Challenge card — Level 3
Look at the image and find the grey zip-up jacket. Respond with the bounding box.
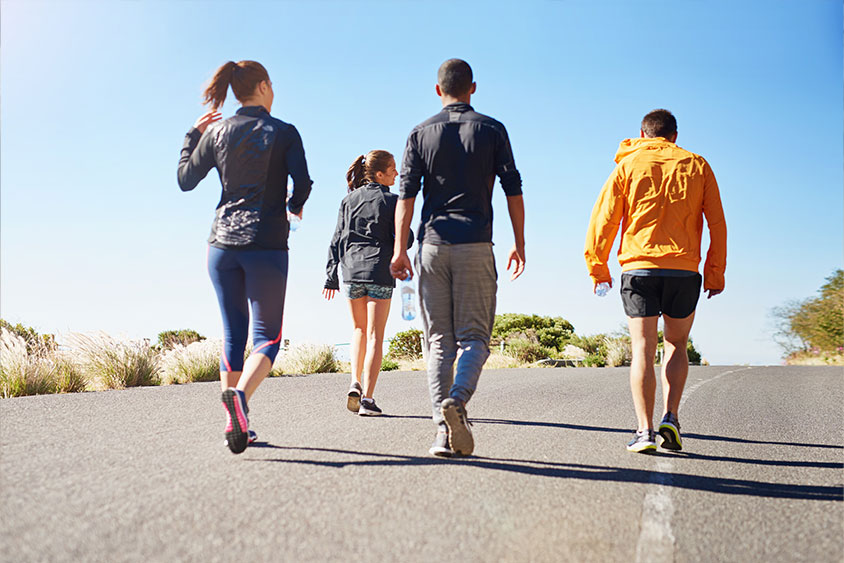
[177,106,312,250]
[324,183,413,289]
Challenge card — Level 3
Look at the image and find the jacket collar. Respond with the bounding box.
[363,182,390,192]
[442,102,473,113]
[237,105,270,117]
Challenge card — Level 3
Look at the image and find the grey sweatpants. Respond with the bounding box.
[416,243,497,427]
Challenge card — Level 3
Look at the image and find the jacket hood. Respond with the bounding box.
[614,137,674,163]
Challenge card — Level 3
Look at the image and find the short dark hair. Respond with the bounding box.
[437,59,473,97]
[641,109,677,138]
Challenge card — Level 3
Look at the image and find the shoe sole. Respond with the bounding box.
[347,391,361,413]
[658,423,683,451]
[442,401,473,456]
[627,442,657,454]
[358,404,382,416]
[429,446,453,457]
[222,389,248,454]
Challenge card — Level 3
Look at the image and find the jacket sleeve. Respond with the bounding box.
[584,165,625,284]
[701,161,727,291]
[399,130,424,200]
[286,126,313,215]
[177,128,216,191]
[324,200,345,290]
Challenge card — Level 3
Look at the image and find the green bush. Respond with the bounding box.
[157,329,205,351]
[387,329,423,359]
[380,357,399,371]
[582,354,607,367]
[492,314,574,352]
[569,333,607,357]
[773,269,843,355]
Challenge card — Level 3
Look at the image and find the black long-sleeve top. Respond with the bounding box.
[399,102,522,245]
[177,105,312,250]
[325,183,413,289]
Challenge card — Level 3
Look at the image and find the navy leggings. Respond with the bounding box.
[207,246,288,372]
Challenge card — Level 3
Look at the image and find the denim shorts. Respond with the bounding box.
[345,282,393,300]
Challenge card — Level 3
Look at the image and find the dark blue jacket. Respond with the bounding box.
[325,183,413,289]
[399,102,522,245]
[177,106,312,250]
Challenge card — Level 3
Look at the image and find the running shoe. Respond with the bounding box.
[658,412,682,451]
[358,398,383,416]
[627,429,657,454]
[248,429,258,444]
[441,397,473,456]
[222,388,249,454]
[429,427,453,457]
[347,381,362,413]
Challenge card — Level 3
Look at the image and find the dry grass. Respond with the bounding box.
[160,339,222,384]
[275,344,338,375]
[0,329,87,397]
[65,332,160,390]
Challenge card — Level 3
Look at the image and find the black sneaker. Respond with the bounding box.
[658,412,682,451]
[358,398,383,416]
[429,427,453,457]
[347,381,362,413]
[222,388,249,454]
[441,398,473,456]
[627,429,657,453]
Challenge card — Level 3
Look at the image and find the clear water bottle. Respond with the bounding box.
[595,278,613,297]
[400,277,416,321]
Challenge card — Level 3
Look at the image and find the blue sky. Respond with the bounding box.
[1,0,841,365]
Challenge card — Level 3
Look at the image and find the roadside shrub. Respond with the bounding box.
[157,329,205,351]
[0,319,56,354]
[66,332,160,390]
[604,336,632,367]
[0,329,86,397]
[583,354,607,367]
[160,339,221,384]
[387,329,423,359]
[380,357,399,371]
[569,333,607,357]
[561,344,588,360]
[492,314,574,352]
[686,338,702,365]
[483,351,524,369]
[504,335,555,363]
[280,344,338,374]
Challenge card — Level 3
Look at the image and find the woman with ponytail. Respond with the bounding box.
[324,151,413,416]
[177,60,313,454]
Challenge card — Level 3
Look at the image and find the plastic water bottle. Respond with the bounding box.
[400,277,416,321]
[287,187,300,231]
[595,279,613,297]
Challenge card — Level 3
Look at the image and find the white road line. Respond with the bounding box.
[635,367,754,562]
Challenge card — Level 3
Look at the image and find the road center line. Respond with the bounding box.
[635,367,754,562]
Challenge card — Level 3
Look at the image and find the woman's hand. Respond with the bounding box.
[322,288,337,301]
[193,110,222,134]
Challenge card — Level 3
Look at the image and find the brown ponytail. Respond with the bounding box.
[345,150,394,192]
[202,60,270,111]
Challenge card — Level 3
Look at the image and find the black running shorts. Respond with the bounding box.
[620,273,702,318]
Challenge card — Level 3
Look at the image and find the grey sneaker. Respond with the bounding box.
[658,412,682,451]
[627,429,657,454]
[429,427,453,457]
[358,398,383,416]
[347,381,362,413]
[441,398,473,456]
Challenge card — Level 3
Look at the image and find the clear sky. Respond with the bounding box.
[1,0,841,365]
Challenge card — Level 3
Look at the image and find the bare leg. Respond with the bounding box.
[348,297,367,387]
[220,371,241,392]
[627,316,660,431]
[236,353,272,402]
[661,311,696,416]
[362,297,391,398]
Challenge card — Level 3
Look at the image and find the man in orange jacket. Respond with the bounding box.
[584,109,727,453]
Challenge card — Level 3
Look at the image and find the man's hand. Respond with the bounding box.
[593,279,613,294]
[193,110,222,134]
[506,244,526,281]
[390,251,413,280]
[705,288,723,299]
[322,288,337,301]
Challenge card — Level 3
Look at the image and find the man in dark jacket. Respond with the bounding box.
[391,59,526,457]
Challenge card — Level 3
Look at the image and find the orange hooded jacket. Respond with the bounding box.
[584,137,727,291]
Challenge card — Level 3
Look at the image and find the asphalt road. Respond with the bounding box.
[1,366,842,562]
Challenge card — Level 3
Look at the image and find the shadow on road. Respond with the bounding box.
[246,444,843,502]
